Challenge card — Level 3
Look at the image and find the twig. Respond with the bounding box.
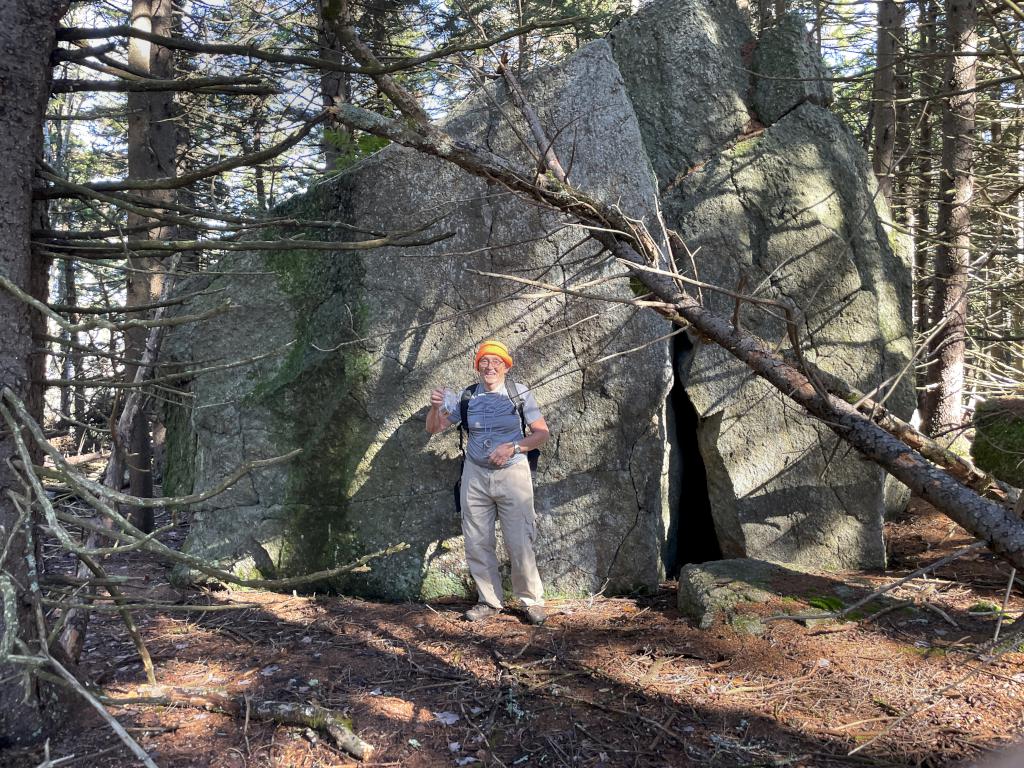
[2,388,408,591]
[994,567,1016,643]
[2,404,157,681]
[103,686,374,760]
[47,656,158,768]
[848,623,1024,756]
[37,444,304,510]
[58,17,584,76]
[0,272,230,334]
[768,542,986,623]
[921,601,960,628]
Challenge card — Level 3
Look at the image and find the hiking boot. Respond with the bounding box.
[463,604,499,622]
[523,605,547,625]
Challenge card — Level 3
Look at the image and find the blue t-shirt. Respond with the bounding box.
[447,382,542,468]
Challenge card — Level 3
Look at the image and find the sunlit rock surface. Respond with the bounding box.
[164,0,912,597]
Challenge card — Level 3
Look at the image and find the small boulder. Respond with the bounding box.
[677,558,834,629]
[972,398,1024,487]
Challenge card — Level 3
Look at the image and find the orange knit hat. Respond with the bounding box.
[474,339,513,370]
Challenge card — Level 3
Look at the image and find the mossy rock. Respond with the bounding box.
[972,398,1024,487]
[729,613,767,636]
[161,389,196,498]
[677,558,826,629]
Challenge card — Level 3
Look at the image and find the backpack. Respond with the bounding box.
[453,374,541,514]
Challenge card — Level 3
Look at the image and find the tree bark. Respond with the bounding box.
[913,0,937,406]
[924,0,977,438]
[121,0,177,531]
[0,0,68,746]
[318,0,352,171]
[871,0,907,204]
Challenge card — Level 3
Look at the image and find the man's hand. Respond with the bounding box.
[426,388,449,434]
[488,442,516,467]
[429,388,444,409]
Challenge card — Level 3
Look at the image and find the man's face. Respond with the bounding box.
[477,355,507,387]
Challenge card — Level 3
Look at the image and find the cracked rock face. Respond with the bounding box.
[164,0,913,595]
[609,0,754,190]
[613,1,913,569]
[163,41,674,599]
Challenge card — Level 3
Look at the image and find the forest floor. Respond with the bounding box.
[5,499,1024,768]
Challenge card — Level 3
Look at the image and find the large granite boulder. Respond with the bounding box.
[615,8,914,569]
[163,41,674,599]
[163,0,914,597]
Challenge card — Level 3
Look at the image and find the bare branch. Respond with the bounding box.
[51,76,278,95]
[82,113,327,193]
[55,17,584,76]
[0,272,229,334]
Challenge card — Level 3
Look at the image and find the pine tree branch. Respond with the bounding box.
[82,113,327,193]
[52,76,277,95]
[55,16,583,76]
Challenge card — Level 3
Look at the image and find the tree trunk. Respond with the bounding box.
[914,0,937,360]
[122,0,177,531]
[1016,91,1024,375]
[0,0,67,746]
[924,0,977,439]
[871,0,907,204]
[318,0,353,171]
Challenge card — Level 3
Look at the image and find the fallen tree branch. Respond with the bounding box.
[101,686,374,760]
[783,353,1018,505]
[1,401,158,674]
[767,541,988,623]
[48,656,159,768]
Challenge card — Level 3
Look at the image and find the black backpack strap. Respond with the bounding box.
[504,374,530,437]
[505,374,540,474]
[458,384,477,454]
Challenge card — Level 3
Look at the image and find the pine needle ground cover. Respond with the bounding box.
[7,499,1022,768]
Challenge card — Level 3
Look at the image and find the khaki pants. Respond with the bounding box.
[460,459,544,609]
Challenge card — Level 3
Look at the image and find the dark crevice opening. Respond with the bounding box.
[666,333,721,578]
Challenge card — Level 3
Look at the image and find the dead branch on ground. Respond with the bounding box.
[102,686,374,760]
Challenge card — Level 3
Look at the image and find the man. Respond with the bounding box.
[426,339,550,624]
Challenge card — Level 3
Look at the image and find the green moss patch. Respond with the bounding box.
[971,398,1024,487]
[161,390,196,498]
[247,188,377,589]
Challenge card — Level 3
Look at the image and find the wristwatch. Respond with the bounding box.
[513,442,522,456]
